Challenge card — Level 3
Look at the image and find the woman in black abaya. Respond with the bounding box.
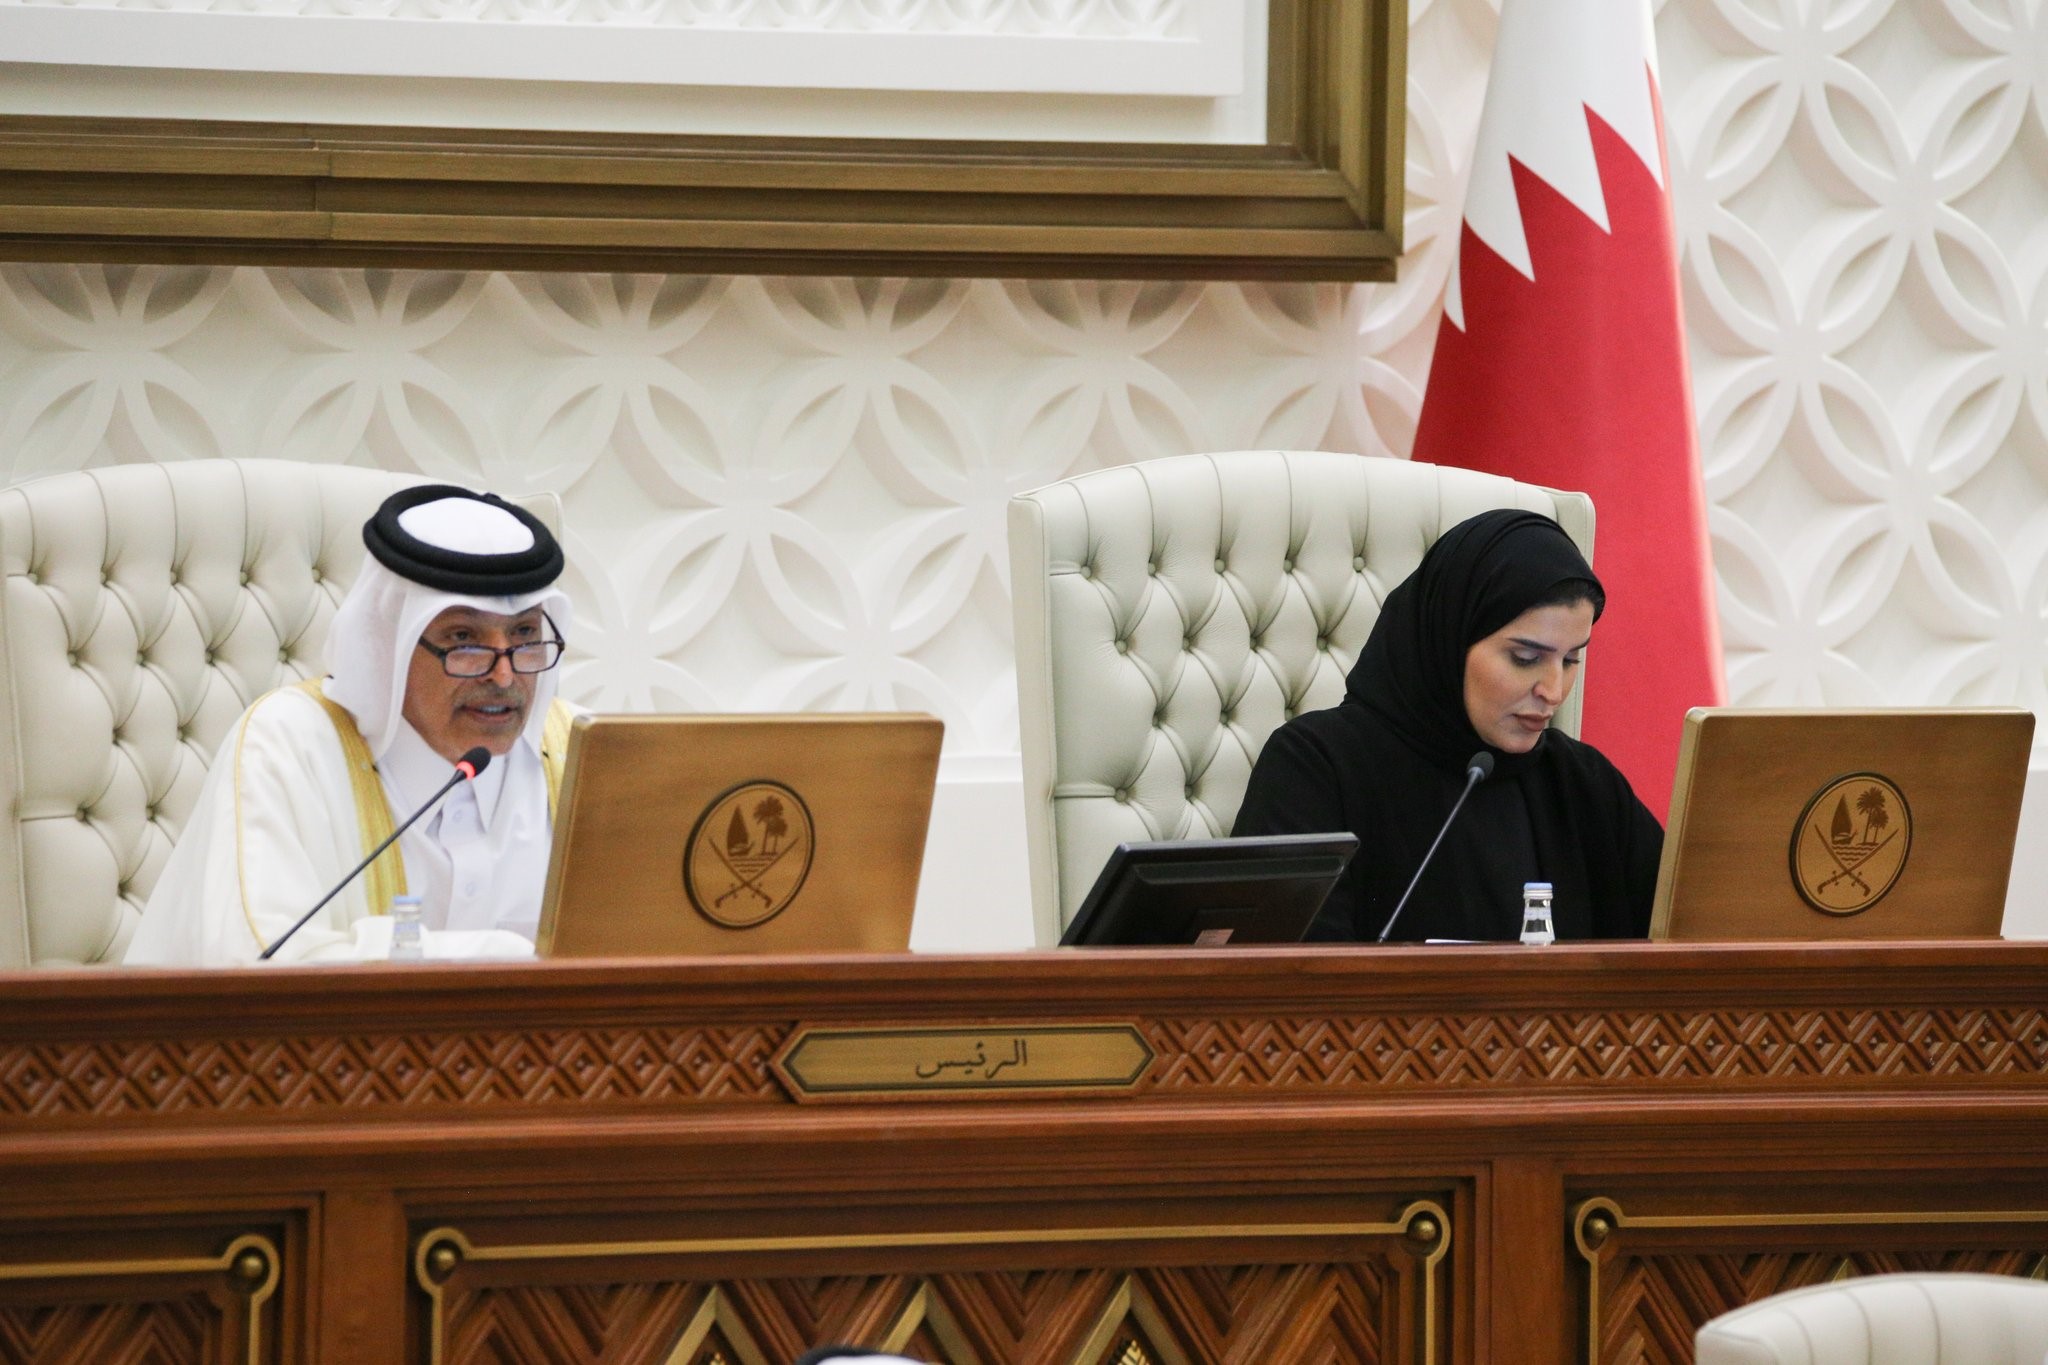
[1232,509,1661,942]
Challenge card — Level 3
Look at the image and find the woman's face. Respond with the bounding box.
[1462,599,1597,754]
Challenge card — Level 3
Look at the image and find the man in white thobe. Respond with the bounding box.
[124,485,574,967]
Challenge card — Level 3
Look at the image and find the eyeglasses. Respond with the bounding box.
[415,632,565,678]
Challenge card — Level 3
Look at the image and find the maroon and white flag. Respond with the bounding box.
[1412,0,1725,817]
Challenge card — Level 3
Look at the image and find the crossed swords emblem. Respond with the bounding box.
[709,836,800,908]
[1809,823,1897,897]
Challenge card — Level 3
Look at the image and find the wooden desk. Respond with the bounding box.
[2,943,2045,1364]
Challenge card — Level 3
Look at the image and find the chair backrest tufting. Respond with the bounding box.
[1695,1272,2048,1365]
[1008,452,1594,946]
[0,461,560,967]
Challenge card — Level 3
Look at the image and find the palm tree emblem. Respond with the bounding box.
[753,796,788,855]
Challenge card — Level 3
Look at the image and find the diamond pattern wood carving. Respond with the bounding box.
[442,1264,1399,1365]
[0,1299,214,1365]
[1141,1007,2048,1090]
[1595,1250,2048,1365]
[0,1026,785,1121]
[3,1006,2047,1123]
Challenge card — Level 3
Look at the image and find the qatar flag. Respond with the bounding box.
[1412,0,1724,818]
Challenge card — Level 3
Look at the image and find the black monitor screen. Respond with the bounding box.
[1057,834,1359,947]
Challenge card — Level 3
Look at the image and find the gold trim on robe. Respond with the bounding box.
[233,682,573,934]
[293,680,408,915]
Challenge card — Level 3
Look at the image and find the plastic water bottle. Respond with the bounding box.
[389,894,425,962]
[1519,882,1555,946]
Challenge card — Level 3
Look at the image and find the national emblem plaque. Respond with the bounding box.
[682,780,815,928]
[1788,772,1911,916]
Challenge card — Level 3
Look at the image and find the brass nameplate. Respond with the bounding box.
[774,1024,1153,1101]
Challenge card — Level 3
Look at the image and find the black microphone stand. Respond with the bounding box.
[259,748,489,961]
[1377,752,1494,944]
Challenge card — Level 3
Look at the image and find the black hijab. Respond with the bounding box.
[1233,509,1659,942]
[1345,509,1604,777]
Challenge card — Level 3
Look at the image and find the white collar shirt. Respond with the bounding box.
[377,721,551,942]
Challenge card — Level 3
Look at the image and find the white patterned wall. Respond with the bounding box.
[1658,0,2048,937]
[2,0,2045,944]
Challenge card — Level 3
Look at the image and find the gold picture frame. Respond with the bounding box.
[0,0,1402,280]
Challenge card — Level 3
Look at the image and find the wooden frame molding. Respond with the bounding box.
[1572,1196,2048,1365]
[413,1202,1450,1365]
[0,1,1403,280]
[0,1232,280,1365]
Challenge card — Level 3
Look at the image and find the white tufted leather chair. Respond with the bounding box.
[1008,452,1594,946]
[0,461,560,968]
[1695,1272,2048,1364]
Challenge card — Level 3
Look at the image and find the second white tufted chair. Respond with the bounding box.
[1695,1272,2048,1365]
[1008,452,1595,946]
[0,461,560,968]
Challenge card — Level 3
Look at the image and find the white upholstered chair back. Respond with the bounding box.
[1008,452,1595,946]
[1695,1272,2048,1365]
[0,461,561,967]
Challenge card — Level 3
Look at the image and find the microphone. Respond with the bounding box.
[1376,751,1494,944]
[259,746,492,961]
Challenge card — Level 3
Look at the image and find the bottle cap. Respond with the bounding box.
[1522,882,1553,894]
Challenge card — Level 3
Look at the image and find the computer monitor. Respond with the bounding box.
[1650,707,2033,940]
[1057,834,1359,947]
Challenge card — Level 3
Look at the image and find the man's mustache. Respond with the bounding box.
[455,685,526,707]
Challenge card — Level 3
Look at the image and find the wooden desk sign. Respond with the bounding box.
[774,1023,1153,1101]
[1651,706,2033,940]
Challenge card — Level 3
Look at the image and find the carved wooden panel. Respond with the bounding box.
[0,949,2046,1365]
[6,1003,2048,1128]
[1573,1198,2048,1365]
[0,1298,214,1364]
[416,1200,1447,1365]
[441,1265,1405,1365]
[1141,1007,2048,1093]
[0,1026,787,1123]
[1594,1250,2048,1365]
[0,1231,280,1365]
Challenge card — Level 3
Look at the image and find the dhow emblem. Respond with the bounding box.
[1789,772,1911,916]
